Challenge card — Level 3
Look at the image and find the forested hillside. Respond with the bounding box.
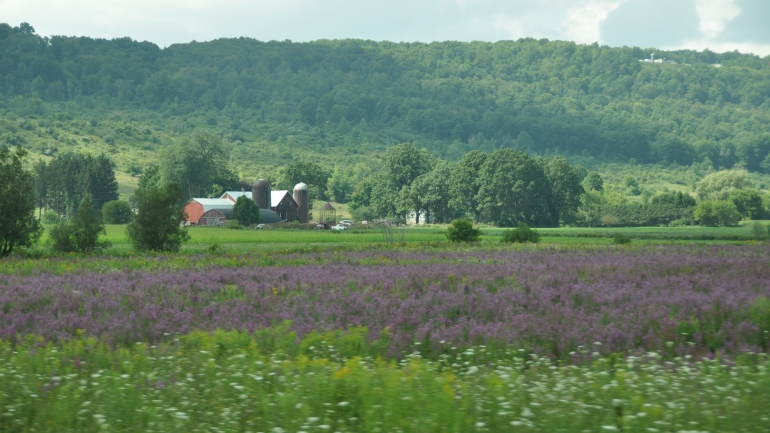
[1,22,770,177]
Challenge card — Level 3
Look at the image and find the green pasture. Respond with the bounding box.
[34,220,769,254]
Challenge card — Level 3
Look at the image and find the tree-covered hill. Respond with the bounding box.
[1,21,770,174]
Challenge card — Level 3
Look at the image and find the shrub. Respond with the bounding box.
[694,200,741,227]
[445,219,481,242]
[751,221,769,241]
[225,220,243,230]
[41,210,61,225]
[50,195,110,253]
[501,223,540,243]
[612,233,632,244]
[101,200,133,224]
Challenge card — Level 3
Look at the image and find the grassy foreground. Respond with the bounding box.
[2,329,769,433]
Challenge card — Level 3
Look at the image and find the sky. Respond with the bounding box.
[1,0,769,56]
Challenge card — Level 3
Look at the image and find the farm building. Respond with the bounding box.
[183,179,310,226]
[183,198,234,226]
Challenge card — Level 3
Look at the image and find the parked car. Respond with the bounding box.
[314,223,330,230]
[331,224,348,231]
[256,224,267,230]
[340,219,352,225]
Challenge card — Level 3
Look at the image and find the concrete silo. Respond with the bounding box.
[293,182,309,223]
[253,179,271,209]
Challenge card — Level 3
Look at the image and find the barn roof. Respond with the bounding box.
[222,191,252,201]
[188,198,235,215]
[271,190,297,207]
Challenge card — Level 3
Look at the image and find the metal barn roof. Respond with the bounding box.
[189,198,235,216]
[222,191,253,201]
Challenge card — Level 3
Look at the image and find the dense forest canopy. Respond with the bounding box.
[1,22,770,174]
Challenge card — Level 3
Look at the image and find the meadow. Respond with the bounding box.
[3,241,770,431]
[28,220,770,255]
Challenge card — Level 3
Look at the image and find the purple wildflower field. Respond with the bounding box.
[2,245,769,359]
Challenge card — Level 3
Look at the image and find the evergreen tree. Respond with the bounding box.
[0,147,42,257]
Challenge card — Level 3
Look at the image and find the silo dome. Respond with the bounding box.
[294,182,308,191]
[253,179,271,209]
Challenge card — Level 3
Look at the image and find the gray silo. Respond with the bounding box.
[253,179,271,209]
[293,182,309,223]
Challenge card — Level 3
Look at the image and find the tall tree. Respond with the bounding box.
[162,129,237,199]
[88,154,119,210]
[383,143,435,191]
[0,147,43,257]
[539,156,585,225]
[476,149,554,227]
[126,183,190,252]
[449,150,487,221]
[411,161,456,223]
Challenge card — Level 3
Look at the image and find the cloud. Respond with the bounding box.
[694,0,741,38]
[562,0,626,44]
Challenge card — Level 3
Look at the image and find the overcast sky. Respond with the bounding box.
[2,0,768,56]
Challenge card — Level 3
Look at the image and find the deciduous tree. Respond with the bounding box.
[127,183,190,252]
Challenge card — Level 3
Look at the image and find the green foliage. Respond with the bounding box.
[539,156,585,224]
[694,201,742,227]
[583,172,604,192]
[33,153,119,216]
[476,149,554,227]
[750,221,769,241]
[101,200,133,224]
[280,161,330,201]
[729,189,765,220]
[449,150,487,221]
[649,191,697,208]
[3,29,770,171]
[41,210,61,225]
[126,183,190,252]
[576,189,696,228]
[445,219,481,243]
[224,220,243,230]
[500,223,541,243]
[384,143,435,192]
[161,129,236,199]
[612,233,632,244]
[49,195,109,253]
[231,195,262,226]
[0,147,42,257]
[138,164,162,190]
[696,170,750,201]
[5,329,770,432]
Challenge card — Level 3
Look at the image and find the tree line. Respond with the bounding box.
[2,22,770,171]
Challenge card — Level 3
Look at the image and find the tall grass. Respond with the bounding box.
[2,330,769,432]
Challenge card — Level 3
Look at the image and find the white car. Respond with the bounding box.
[340,219,352,225]
[331,224,348,231]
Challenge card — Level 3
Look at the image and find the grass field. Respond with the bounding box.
[32,220,768,254]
